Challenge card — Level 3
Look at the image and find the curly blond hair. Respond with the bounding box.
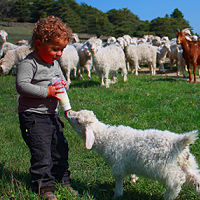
[31,16,72,49]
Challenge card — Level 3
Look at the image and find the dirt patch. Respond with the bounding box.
[137,67,200,83]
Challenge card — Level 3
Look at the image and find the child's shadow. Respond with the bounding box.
[0,163,163,200]
[0,162,31,189]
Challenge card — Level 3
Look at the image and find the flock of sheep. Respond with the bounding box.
[0,28,198,87]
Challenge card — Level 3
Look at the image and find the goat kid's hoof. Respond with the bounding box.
[123,77,127,82]
[195,184,200,193]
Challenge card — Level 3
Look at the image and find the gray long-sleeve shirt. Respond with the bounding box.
[16,52,71,114]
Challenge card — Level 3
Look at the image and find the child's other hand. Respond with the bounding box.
[47,85,64,100]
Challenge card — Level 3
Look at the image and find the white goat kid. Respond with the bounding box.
[67,110,200,200]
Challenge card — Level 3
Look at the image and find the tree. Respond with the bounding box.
[136,20,153,37]
[0,1,194,38]
[77,3,113,36]
[76,3,92,33]
[55,0,82,33]
[29,0,56,22]
[8,0,31,22]
[150,17,172,37]
[0,0,16,19]
[107,8,140,37]
[170,8,184,19]
[150,9,191,39]
[88,11,114,36]
[170,9,191,36]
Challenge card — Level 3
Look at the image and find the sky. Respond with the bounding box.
[75,0,200,34]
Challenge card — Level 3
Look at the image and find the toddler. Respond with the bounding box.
[16,16,77,200]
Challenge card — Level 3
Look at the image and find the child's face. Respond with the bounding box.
[35,37,68,63]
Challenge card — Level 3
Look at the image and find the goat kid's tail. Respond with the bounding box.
[176,130,198,151]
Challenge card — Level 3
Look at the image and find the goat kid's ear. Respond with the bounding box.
[85,127,95,149]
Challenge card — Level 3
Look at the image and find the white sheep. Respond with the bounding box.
[143,34,156,43]
[176,49,187,77]
[103,36,117,48]
[137,37,147,45]
[130,37,138,45]
[1,42,18,55]
[122,34,132,45]
[121,35,137,71]
[16,39,29,46]
[116,36,139,72]
[105,36,117,46]
[0,30,25,58]
[116,37,127,49]
[190,35,199,41]
[0,30,8,58]
[73,42,93,81]
[156,42,171,73]
[162,36,170,42]
[71,33,80,43]
[151,36,161,46]
[87,37,127,88]
[167,41,188,76]
[125,44,157,75]
[0,45,32,75]
[67,109,200,200]
[168,43,179,68]
[0,30,8,43]
[58,45,79,84]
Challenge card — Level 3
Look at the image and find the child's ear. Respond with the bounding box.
[35,39,42,50]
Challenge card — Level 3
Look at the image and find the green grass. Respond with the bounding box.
[0,21,33,43]
[0,73,200,200]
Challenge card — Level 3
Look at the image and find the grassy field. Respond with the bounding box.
[0,21,33,44]
[0,72,200,200]
[1,22,200,199]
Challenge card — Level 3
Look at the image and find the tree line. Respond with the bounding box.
[0,0,193,39]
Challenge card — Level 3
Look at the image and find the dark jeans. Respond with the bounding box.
[19,112,71,193]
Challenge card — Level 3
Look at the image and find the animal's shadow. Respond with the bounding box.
[71,178,164,200]
[138,70,190,83]
[151,76,187,82]
[70,80,100,88]
[136,67,192,82]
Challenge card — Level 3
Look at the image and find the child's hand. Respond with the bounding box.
[64,109,71,119]
[47,84,64,100]
[61,79,69,90]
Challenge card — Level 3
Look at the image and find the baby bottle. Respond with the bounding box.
[52,77,71,111]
